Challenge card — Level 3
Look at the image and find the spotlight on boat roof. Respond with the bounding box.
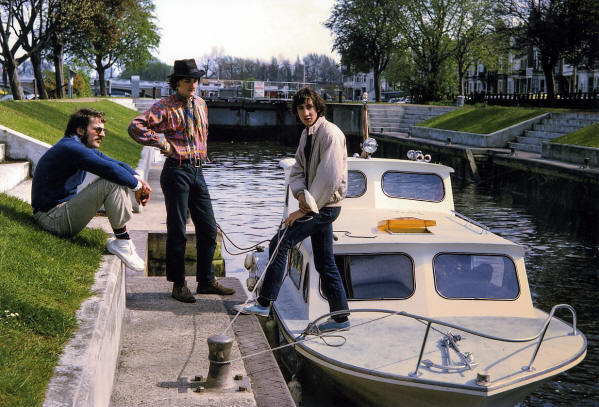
[361,137,378,157]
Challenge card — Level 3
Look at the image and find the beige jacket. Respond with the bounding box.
[289,116,347,209]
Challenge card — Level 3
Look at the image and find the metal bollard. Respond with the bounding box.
[205,334,235,389]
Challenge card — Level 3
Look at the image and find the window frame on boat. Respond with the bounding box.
[381,170,446,203]
[432,252,521,301]
[320,252,416,301]
[346,170,367,198]
[287,247,304,289]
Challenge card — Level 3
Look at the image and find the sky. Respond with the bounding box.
[152,0,339,66]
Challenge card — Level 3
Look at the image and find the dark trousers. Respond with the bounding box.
[260,206,349,318]
[160,159,217,286]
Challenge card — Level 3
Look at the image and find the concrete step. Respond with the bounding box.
[533,123,581,133]
[509,141,541,153]
[0,143,5,162]
[0,161,29,193]
[5,178,31,203]
[133,98,157,112]
[550,112,599,121]
[370,126,410,133]
[524,130,565,139]
[516,136,543,145]
[543,118,598,127]
[369,118,422,126]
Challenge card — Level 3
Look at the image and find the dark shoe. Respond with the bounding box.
[172,284,196,303]
[197,280,235,295]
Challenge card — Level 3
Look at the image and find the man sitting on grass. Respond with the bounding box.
[31,108,150,271]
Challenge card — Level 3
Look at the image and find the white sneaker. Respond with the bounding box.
[107,238,145,272]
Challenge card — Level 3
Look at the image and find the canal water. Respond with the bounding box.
[202,141,598,407]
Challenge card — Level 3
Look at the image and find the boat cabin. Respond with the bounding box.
[275,157,535,324]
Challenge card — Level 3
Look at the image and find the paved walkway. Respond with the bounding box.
[109,156,295,406]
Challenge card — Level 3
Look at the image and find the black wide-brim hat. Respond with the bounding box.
[170,59,205,79]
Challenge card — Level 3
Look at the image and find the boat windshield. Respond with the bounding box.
[434,254,520,300]
[382,171,445,202]
[332,254,415,300]
[347,170,366,198]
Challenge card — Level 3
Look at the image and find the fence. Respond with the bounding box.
[465,91,599,109]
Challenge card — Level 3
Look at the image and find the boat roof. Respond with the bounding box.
[333,208,520,251]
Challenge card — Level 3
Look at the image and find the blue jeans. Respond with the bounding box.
[160,159,217,286]
[260,206,349,318]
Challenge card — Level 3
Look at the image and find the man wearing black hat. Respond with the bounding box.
[129,59,235,302]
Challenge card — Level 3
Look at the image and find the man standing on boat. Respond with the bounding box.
[128,59,235,303]
[236,87,350,332]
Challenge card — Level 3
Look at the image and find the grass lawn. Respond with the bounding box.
[417,106,548,134]
[0,194,106,407]
[552,122,599,148]
[0,99,141,167]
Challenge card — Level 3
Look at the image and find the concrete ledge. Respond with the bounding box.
[44,255,125,407]
[542,141,599,168]
[0,125,51,174]
[411,113,549,148]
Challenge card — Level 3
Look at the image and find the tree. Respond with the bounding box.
[69,0,159,96]
[325,0,403,101]
[453,0,495,96]
[0,0,37,100]
[396,0,462,102]
[494,0,599,100]
[119,56,170,81]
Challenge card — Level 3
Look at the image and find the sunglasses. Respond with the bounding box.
[92,126,106,134]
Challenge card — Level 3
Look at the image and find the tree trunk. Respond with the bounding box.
[541,63,556,101]
[4,55,24,100]
[96,55,106,96]
[52,33,65,99]
[30,51,48,99]
[373,69,381,102]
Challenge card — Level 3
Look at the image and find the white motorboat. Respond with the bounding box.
[243,141,587,407]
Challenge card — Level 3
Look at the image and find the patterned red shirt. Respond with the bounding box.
[128,94,209,162]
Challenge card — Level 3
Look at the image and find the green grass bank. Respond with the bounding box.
[0,194,106,407]
[552,122,599,148]
[0,98,139,406]
[0,99,141,167]
[417,106,548,134]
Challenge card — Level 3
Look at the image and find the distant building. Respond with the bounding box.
[465,48,599,95]
[343,71,394,101]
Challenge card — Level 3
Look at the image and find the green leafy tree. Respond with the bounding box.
[43,68,92,98]
[69,0,160,96]
[119,56,170,81]
[396,0,462,102]
[453,0,495,96]
[325,0,403,101]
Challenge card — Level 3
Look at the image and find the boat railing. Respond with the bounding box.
[308,304,579,377]
[451,210,490,233]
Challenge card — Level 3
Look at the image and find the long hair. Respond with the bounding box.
[292,87,326,121]
[65,108,105,137]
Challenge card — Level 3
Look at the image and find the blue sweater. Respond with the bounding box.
[32,135,138,213]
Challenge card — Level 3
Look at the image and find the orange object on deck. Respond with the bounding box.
[377,217,437,233]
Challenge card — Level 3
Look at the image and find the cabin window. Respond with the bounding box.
[347,170,366,198]
[287,248,303,289]
[330,254,415,300]
[434,254,520,300]
[382,171,445,202]
[302,264,310,303]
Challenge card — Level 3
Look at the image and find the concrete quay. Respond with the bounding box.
[43,155,295,407]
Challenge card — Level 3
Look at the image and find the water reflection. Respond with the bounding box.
[203,141,597,407]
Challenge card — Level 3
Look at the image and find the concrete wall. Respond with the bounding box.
[44,256,125,407]
[542,142,599,167]
[0,125,52,174]
[327,103,363,137]
[411,113,549,148]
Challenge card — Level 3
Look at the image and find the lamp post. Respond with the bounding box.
[67,68,76,98]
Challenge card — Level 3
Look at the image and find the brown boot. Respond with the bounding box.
[197,280,235,295]
[172,284,196,303]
